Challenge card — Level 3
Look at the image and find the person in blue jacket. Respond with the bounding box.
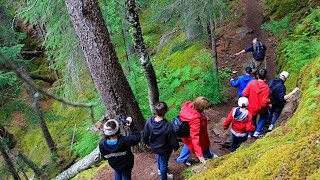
[230,67,254,97]
[143,102,179,180]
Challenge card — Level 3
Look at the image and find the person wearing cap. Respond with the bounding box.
[98,117,140,180]
[242,68,270,138]
[143,102,179,180]
[235,38,267,72]
[230,67,255,97]
[223,97,255,151]
[268,71,299,131]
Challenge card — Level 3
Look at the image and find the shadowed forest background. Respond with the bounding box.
[0,0,319,179]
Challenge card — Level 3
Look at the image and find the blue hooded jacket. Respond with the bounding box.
[230,74,254,97]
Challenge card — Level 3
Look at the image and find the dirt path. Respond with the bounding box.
[95,0,277,179]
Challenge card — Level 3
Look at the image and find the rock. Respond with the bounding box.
[191,164,207,174]
[236,27,254,36]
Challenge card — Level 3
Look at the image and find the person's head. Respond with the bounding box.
[238,97,249,108]
[252,38,259,45]
[103,119,120,139]
[154,101,168,117]
[193,96,211,112]
[245,66,252,74]
[280,71,289,81]
[256,68,267,80]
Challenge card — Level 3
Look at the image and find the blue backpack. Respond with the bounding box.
[172,116,190,138]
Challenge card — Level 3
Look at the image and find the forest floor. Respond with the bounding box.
[95,0,277,179]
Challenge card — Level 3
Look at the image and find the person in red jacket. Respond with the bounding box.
[176,96,217,165]
[223,97,255,151]
[242,68,270,138]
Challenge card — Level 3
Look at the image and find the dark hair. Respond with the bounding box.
[154,101,168,117]
[257,68,267,80]
[104,120,120,139]
[245,67,252,74]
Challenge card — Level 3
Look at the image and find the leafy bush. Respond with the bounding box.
[262,16,291,36]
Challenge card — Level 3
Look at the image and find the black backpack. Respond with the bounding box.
[172,116,190,138]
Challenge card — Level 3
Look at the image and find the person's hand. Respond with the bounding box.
[293,87,299,93]
[234,52,241,56]
[230,78,234,81]
[126,117,132,126]
[268,104,272,109]
[94,154,102,164]
[198,156,206,164]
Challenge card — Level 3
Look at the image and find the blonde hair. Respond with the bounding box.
[193,96,211,112]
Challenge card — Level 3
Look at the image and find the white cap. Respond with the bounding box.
[280,71,289,79]
[103,119,119,136]
[238,97,249,108]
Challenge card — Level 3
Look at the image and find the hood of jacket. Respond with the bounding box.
[242,74,253,82]
[147,116,169,136]
[179,101,202,122]
[251,80,269,94]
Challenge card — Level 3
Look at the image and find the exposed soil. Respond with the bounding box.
[95,0,277,179]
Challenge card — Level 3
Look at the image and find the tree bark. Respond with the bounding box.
[182,0,202,40]
[0,122,16,149]
[64,0,145,129]
[209,18,218,76]
[30,74,56,84]
[0,141,21,180]
[125,0,159,114]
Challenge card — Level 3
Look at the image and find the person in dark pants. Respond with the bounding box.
[268,71,299,131]
[235,38,267,72]
[143,102,179,180]
[230,67,254,97]
[223,97,255,151]
[99,118,140,180]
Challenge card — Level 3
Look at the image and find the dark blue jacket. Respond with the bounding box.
[269,78,286,112]
[230,74,254,97]
[143,116,179,156]
[99,123,140,171]
[245,42,267,61]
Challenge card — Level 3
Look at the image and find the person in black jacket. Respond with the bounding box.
[143,102,179,180]
[99,117,140,180]
[268,71,299,131]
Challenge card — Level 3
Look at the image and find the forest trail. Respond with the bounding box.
[95,0,277,179]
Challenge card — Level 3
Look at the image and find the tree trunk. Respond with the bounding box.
[0,122,16,149]
[0,141,21,180]
[209,18,218,76]
[53,147,100,180]
[64,0,145,129]
[182,0,202,40]
[125,0,159,114]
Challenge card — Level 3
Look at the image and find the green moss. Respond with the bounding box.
[73,161,109,180]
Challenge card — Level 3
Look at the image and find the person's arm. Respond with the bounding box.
[124,118,141,146]
[230,77,240,87]
[277,86,286,102]
[235,49,246,56]
[261,87,271,108]
[245,113,255,132]
[189,118,203,158]
[98,140,107,160]
[223,109,234,130]
[284,87,299,100]
[142,121,150,145]
[242,82,251,97]
[169,125,180,151]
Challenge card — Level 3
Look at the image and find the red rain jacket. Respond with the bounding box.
[179,101,211,158]
[242,80,270,115]
[223,108,255,134]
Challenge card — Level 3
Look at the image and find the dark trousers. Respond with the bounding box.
[114,168,132,180]
[230,134,248,152]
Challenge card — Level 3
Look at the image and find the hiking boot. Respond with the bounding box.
[185,161,192,166]
[253,131,261,138]
[157,170,174,179]
[268,124,274,131]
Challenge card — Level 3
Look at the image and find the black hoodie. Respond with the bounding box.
[143,116,179,156]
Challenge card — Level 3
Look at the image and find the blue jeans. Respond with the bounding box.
[268,109,281,125]
[249,115,257,136]
[157,155,170,180]
[230,134,247,152]
[255,112,269,134]
[176,144,213,163]
[114,169,132,180]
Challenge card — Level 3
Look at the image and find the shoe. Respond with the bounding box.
[157,169,160,175]
[213,153,219,158]
[185,161,191,166]
[253,131,260,138]
[268,124,274,131]
[248,134,252,138]
[157,170,173,179]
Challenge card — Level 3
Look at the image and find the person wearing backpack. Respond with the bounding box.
[98,117,140,180]
[230,67,254,97]
[235,38,267,72]
[176,96,217,165]
[143,102,179,180]
[268,71,299,131]
[242,68,270,138]
[223,97,255,151]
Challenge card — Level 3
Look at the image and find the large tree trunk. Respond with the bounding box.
[65,0,144,129]
[0,141,21,180]
[182,0,202,40]
[209,18,218,76]
[125,0,159,114]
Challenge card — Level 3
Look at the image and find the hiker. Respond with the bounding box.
[223,97,255,151]
[143,102,179,180]
[230,67,254,97]
[235,38,267,71]
[176,96,217,165]
[242,68,270,138]
[98,117,140,180]
[268,71,299,131]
